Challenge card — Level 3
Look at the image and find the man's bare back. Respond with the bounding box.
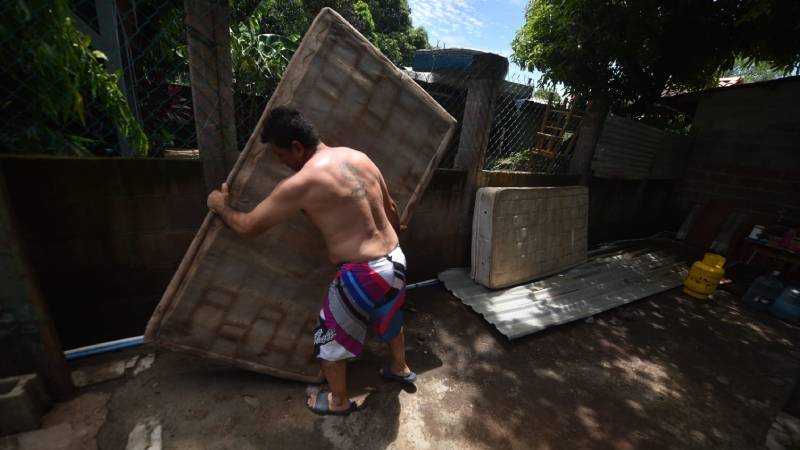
[283,145,399,263]
[208,144,399,264]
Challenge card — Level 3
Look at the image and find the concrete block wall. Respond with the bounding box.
[0,156,595,345]
[678,166,800,221]
[0,157,206,348]
[0,158,477,345]
[483,171,681,245]
[588,178,682,244]
[674,78,800,223]
[402,169,469,280]
[471,186,588,289]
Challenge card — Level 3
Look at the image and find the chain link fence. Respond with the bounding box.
[96,0,196,156]
[2,0,154,156]
[2,1,581,173]
[485,76,584,174]
[2,0,290,157]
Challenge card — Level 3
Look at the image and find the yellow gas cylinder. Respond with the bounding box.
[683,253,726,300]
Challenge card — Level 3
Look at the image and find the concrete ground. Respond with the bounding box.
[16,284,800,449]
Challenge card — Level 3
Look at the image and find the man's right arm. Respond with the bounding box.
[208,177,307,237]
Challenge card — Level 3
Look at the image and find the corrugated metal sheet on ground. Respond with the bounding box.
[592,114,690,180]
[145,8,456,383]
[439,250,688,339]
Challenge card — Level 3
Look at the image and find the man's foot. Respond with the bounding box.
[306,387,357,416]
[380,364,417,384]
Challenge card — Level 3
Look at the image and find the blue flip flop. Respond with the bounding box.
[380,365,417,384]
[306,387,358,416]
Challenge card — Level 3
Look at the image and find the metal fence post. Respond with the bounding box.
[185,0,238,192]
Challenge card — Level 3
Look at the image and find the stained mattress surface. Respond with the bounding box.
[471,186,588,289]
[145,8,456,382]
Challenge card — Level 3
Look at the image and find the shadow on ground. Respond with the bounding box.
[58,280,800,450]
[415,284,800,450]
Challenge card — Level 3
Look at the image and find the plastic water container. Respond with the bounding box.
[742,271,784,311]
[770,286,800,322]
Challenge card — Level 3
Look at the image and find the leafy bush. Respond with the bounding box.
[0,0,148,155]
[230,2,300,96]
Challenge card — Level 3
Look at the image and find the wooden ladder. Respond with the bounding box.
[531,98,584,159]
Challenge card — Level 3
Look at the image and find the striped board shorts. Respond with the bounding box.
[314,246,407,362]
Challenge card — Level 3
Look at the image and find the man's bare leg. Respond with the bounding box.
[387,328,412,376]
[307,360,352,411]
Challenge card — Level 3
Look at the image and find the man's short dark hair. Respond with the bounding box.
[260,106,320,150]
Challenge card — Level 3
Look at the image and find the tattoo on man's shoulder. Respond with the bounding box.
[340,162,368,198]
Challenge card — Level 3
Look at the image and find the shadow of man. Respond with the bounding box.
[305,339,443,449]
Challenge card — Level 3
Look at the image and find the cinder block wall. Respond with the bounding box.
[0,157,206,348]
[674,79,800,223]
[0,158,476,346]
[484,171,686,245]
[1,156,602,346]
[587,178,683,244]
[403,169,469,280]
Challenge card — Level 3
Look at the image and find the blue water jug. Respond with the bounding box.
[742,271,784,311]
[770,286,800,322]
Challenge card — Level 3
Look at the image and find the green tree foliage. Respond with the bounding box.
[163,0,426,96]
[300,0,429,66]
[253,0,310,39]
[364,0,429,66]
[366,0,411,32]
[372,26,428,66]
[135,0,301,97]
[511,0,800,114]
[135,5,189,86]
[727,57,786,83]
[230,1,300,96]
[533,87,561,104]
[0,0,148,156]
[357,0,430,65]
[130,4,192,153]
[108,0,301,153]
[1,0,425,156]
[352,1,376,34]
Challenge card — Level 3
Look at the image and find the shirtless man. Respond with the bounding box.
[207,106,416,416]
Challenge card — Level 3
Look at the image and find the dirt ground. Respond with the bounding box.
[53,282,800,449]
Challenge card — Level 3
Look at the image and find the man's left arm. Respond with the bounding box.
[373,172,402,232]
[207,178,306,238]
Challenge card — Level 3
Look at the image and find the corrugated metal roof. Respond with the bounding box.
[439,250,687,339]
[591,115,690,180]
